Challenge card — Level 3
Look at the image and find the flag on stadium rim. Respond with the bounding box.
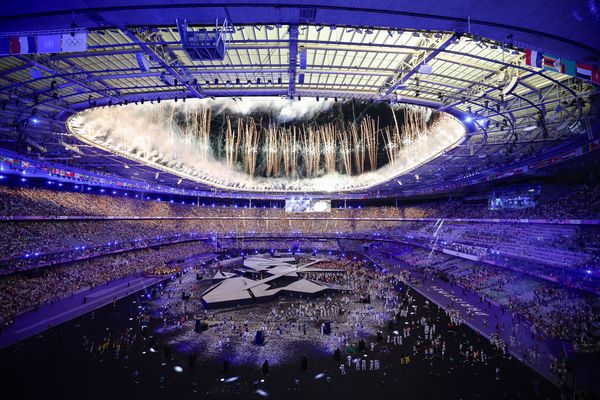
[9,37,20,53]
[4,36,37,54]
[37,34,62,54]
[525,49,543,68]
[560,59,577,77]
[0,39,8,55]
[593,68,600,86]
[543,54,561,72]
[60,32,87,53]
[576,62,593,80]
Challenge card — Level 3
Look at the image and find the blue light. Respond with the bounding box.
[464,116,473,123]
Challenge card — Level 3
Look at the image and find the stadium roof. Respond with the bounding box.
[2,0,600,62]
[0,1,598,198]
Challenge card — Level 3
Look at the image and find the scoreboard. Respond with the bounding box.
[285,198,331,213]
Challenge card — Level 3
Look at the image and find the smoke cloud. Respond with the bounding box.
[203,97,335,123]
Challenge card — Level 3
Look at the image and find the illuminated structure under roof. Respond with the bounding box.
[0,1,597,199]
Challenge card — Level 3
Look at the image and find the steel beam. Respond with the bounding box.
[120,27,204,99]
[288,25,299,99]
[382,33,456,97]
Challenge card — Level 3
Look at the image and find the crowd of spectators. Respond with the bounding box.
[1,183,599,219]
[218,239,340,253]
[0,182,598,347]
[0,241,215,325]
[378,244,599,347]
[1,185,598,274]
[399,220,593,268]
[382,220,600,294]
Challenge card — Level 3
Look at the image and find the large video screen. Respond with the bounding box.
[285,199,331,213]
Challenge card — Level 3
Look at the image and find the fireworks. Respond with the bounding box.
[70,97,465,192]
[160,100,442,179]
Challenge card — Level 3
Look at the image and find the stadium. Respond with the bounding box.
[0,1,599,398]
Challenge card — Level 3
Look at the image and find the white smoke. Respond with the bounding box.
[68,98,465,193]
[176,97,334,123]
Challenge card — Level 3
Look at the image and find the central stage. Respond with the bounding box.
[201,255,345,308]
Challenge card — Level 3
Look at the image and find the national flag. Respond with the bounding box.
[37,34,62,53]
[560,59,576,76]
[576,62,593,80]
[525,49,543,68]
[0,38,9,55]
[592,68,600,86]
[9,36,20,54]
[61,32,87,52]
[18,36,36,54]
[543,54,561,72]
